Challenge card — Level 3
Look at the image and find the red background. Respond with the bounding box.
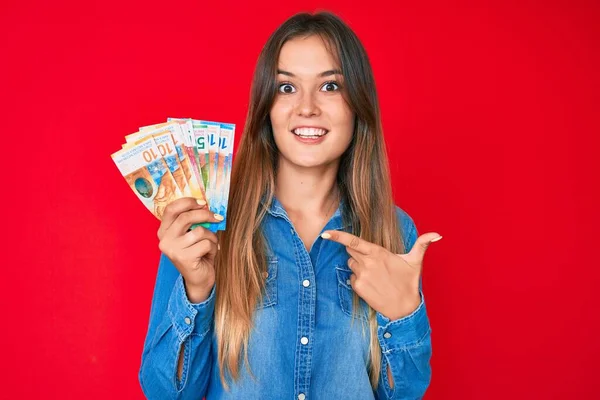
[1,0,599,398]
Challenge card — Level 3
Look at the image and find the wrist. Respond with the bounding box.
[384,292,421,320]
[183,279,214,303]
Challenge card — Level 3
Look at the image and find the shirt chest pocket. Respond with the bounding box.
[257,256,278,309]
[335,266,369,321]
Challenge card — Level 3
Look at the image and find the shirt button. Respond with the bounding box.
[263,271,269,279]
[300,337,309,345]
[383,332,392,339]
[298,394,306,400]
[346,279,351,286]
[302,279,310,287]
[184,317,191,325]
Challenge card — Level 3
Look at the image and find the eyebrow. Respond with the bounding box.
[277,69,342,78]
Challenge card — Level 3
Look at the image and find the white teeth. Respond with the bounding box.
[292,127,327,137]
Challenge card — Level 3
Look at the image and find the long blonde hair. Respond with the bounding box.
[214,11,406,391]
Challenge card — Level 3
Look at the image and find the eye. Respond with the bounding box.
[278,83,296,94]
[320,81,340,92]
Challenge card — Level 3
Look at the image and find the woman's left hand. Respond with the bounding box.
[321,230,442,320]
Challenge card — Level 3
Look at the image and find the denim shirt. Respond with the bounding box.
[139,197,432,399]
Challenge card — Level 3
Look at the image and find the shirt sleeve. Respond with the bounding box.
[139,253,216,400]
[375,211,433,399]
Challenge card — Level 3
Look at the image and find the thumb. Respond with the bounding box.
[409,232,443,261]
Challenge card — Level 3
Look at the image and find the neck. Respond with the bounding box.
[274,157,340,217]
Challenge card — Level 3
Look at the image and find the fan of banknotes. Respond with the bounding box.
[111,118,235,232]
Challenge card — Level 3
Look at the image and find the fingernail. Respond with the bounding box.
[321,232,331,239]
[214,214,224,221]
[430,236,443,243]
[218,244,221,251]
[197,199,206,206]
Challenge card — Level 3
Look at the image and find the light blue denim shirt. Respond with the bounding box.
[139,197,432,399]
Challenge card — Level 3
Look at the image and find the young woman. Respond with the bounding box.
[139,11,441,400]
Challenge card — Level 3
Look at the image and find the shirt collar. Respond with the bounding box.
[261,193,351,231]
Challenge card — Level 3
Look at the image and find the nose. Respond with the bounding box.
[295,90,321,117]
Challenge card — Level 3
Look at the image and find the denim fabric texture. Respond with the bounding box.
[139,196,432,399]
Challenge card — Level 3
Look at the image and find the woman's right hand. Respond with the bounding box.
[157,198,223,303]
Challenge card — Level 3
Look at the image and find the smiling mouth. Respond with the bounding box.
[291,127,329,139]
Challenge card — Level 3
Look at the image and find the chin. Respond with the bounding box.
[289,158,323,169]
[284,154,335,169]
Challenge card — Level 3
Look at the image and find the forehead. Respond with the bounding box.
[278,35,339,75]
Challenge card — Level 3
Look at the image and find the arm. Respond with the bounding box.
[375,214,433,399]
[139,253,216,400]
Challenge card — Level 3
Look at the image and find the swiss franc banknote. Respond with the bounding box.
[111,136,183,220]
[215,123,235,230]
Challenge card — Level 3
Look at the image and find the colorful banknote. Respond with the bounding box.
[112,117,236,232]
[166,118,205,200]
[111,136,183,220]
[216,123,236,230]
[202,120,221,212]
[191,120,210,193]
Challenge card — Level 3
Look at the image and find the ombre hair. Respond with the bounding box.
[214,11,406,391]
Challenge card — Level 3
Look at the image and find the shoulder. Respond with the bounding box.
[394,205,419,253]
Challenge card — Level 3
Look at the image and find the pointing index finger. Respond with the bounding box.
[321,230,373,256]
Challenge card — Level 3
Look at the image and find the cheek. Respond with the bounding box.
[329,101,355,139]
[269,98,294,133]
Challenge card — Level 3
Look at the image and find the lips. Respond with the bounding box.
[291,127,329,138]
